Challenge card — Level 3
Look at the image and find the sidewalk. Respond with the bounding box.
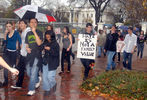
[0,43,146,100]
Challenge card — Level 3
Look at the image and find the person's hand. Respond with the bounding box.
[104,49,106,53]
[5,30,9,35]
[10,68,19,75]
[32,27,36,34]
[131,50,134,54]
[44,46,50,51]
[26,48,31,53]
[67,48,70,51]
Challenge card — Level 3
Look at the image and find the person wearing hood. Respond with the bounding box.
[41,30,60,96]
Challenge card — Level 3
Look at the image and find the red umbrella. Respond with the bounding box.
[14,5,56,23]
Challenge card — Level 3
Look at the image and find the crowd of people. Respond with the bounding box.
[96,25,147,72]
[0,19,147,97]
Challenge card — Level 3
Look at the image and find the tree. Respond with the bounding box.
[89,0,111,24]
[3,0,32,18]
[106,1,125,24]
[68,0,111,25]
[54,5,69,22]
[118,0,147,25]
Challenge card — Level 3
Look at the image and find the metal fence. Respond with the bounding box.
[0,18,85,53]
[0,18,85,35]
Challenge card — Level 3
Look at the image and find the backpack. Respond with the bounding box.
[71,34,75,44]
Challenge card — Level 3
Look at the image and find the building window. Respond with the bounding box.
[91,14,93,17]
[87,14,89,18]
[83,14,84,17]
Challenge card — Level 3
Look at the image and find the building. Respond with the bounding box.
[69,7,114,26]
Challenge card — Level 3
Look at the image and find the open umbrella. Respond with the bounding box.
[119,26,128,30]
[14,5,56,23]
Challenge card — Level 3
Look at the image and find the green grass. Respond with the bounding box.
[80,70,147,99]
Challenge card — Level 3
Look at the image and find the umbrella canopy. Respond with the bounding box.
[119,26,128,30]
[14,5,56,23]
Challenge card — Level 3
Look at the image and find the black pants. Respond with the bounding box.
[70,47,75,60]
[15,55,26,87]
[137,43,144,58]
[3,50,17,84]
[80,59,94,78]
[61,48,71,72]
[118,52,121,61]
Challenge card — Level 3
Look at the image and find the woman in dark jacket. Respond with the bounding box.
[41,30,60,95]
[137,30,145,59]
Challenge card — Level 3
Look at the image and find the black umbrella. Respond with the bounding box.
[14,5,56,23]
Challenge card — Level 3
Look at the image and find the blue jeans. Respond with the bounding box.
[123,51,132,70]
[97,46,104,57]
[42,64,56,91]
[26,58,39,91]
[106,51,116,70]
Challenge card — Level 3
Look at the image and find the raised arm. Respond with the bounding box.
[0,56,19,75]
[32,27,42,46]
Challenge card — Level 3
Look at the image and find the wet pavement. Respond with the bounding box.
[0,43,147,100]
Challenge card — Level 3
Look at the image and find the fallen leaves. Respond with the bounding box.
[80,70,147,99]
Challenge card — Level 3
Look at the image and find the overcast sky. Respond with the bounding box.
[32,0,68,8]
[0,0,68,8]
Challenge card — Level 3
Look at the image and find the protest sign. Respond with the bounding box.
[77,34,97,59]
[54,28,61,34]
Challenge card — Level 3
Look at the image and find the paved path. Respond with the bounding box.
[0,42,146,100]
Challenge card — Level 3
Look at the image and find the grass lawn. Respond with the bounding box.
[80,70,147,100]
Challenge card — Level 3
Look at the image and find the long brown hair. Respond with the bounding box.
[47,25,54,31]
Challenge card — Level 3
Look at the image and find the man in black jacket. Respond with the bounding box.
[80,23,95,81]
[104,25,118,71]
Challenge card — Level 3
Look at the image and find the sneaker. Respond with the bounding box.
[11,85,22,89]
[122,67,127,70]
[67,70,70,73]
[97,56,101,58]
[27,90,35,96]
[35,76,41,88]
[58,71,64,75]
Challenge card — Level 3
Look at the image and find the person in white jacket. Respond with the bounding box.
[11,20,30,89]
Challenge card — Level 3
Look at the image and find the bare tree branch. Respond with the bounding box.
[101,0,110,12]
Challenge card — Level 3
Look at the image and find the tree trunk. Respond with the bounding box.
[95,10,100,25]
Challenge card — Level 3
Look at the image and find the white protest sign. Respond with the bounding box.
[77,34,97,59]
[54,28,61,34]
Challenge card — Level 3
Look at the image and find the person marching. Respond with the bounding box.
[3,21,22,86]
[11,20,30,89]
[41,30,60,96]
